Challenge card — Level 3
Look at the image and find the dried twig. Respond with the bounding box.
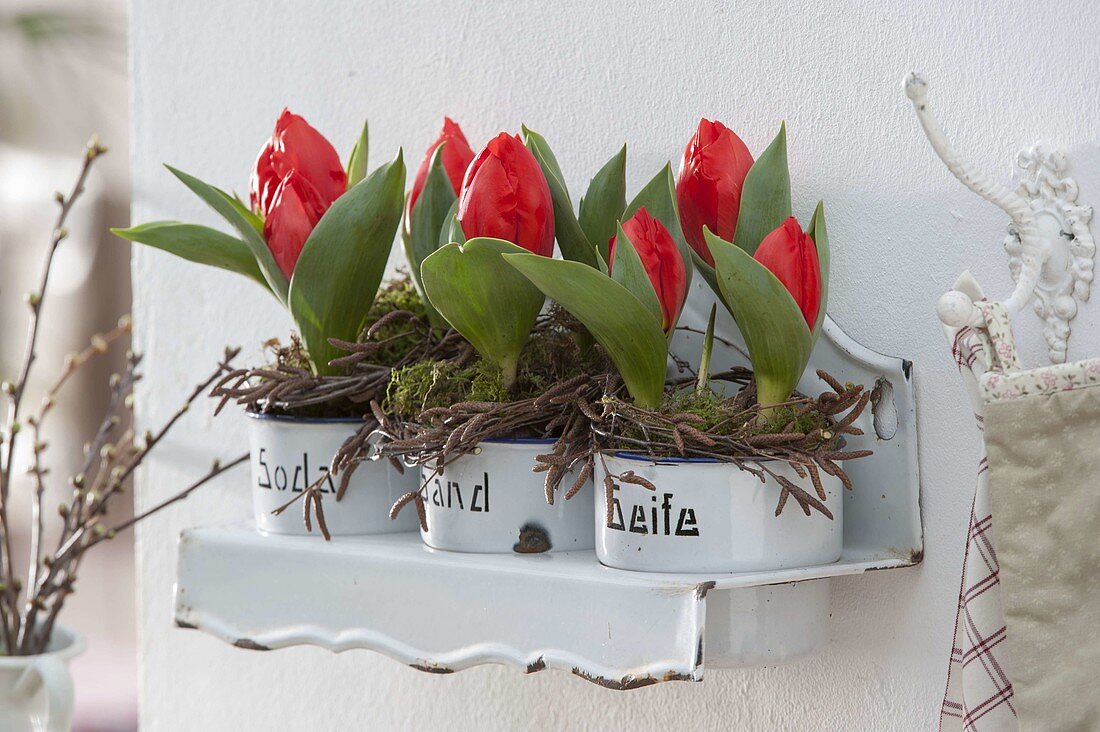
[24,317,132,621]
[0,143,248,655]
[0,139,105,650]
[17,348,243,653]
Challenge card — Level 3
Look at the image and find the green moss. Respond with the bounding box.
[370,276,427,319]
[467,362,511,403]
[748,404,829,435]
[360,277,429,367]
[385,360,474,418]
[614,385,830,443]
[384,310,608,419]
[662,387,728,431]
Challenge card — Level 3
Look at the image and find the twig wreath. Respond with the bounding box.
[594,369,870,520]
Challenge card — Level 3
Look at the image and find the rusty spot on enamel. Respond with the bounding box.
[694,580,717,600]
[410,662,454,674]
[513,523,551,554]
[570,667,697,690]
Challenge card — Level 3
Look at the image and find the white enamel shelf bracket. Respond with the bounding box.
[906,72,1095,360]
[174,309,922,689]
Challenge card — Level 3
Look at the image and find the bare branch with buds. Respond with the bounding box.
[0,142,246,655]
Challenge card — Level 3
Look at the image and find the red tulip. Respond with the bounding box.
[675,118,754,267]
[407,117,475,220]
[457,132,554,257]
[250,109,346,217]
[754,217,821,330]
[608,207,687,332]
[263,171,329,279]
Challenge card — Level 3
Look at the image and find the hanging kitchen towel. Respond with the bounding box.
[939,275,1018,732]
[980,301,1100,732]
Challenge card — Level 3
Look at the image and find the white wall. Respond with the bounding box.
[130,1,1100,729]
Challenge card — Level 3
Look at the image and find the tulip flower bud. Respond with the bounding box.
[250,109,347,217]
[753,217,822,330]
[675,118,754,266]
[458,132,555,257]
[408,117,475,219]
[608,207,687,332]
[263,171,329,278]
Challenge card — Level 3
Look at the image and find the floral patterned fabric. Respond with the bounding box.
[982,358,1100,404]
[978,300,1100,402]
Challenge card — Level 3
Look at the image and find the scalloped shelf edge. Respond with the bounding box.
[174,525,918,689]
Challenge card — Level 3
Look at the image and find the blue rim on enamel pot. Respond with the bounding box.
[419,438,594,554]
[594,451,843,573]
[247,412,419,536]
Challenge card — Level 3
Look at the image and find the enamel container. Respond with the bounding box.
[420,439,594,553]
[248,413,419,536]
[594,452,843,573]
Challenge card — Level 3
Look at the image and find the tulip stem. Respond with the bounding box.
[500,359,518,391]
[755,379,792,420]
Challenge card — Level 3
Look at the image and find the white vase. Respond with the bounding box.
[0,624,83,732]
[594,453,843,573]
[420,439,594,553]
[248,413,420,536]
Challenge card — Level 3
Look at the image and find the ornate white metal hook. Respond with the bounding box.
[906,72,1095,363]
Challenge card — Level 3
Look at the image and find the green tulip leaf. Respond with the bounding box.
[610,222,662,328]
[732,123,791,255]
[230,192,264,235]
[404,146,456,328]
[697,303,717,392]
[520,126,568,195]
[578,145,626,263]
[166,165,288,304]
[595,247,610,275]
[422,238,545,387]
[806,200,830,342]
[521,126,598,267]
[346,119,369,188]
[623,164,693,294]
[112,221,272,295]
[438,198,465,248]
[707,229,811,409]
[505,253,667,408]
[289,150,406,375]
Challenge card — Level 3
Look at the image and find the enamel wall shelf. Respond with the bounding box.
[174,292,922,689]
[907,72,1096,363]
